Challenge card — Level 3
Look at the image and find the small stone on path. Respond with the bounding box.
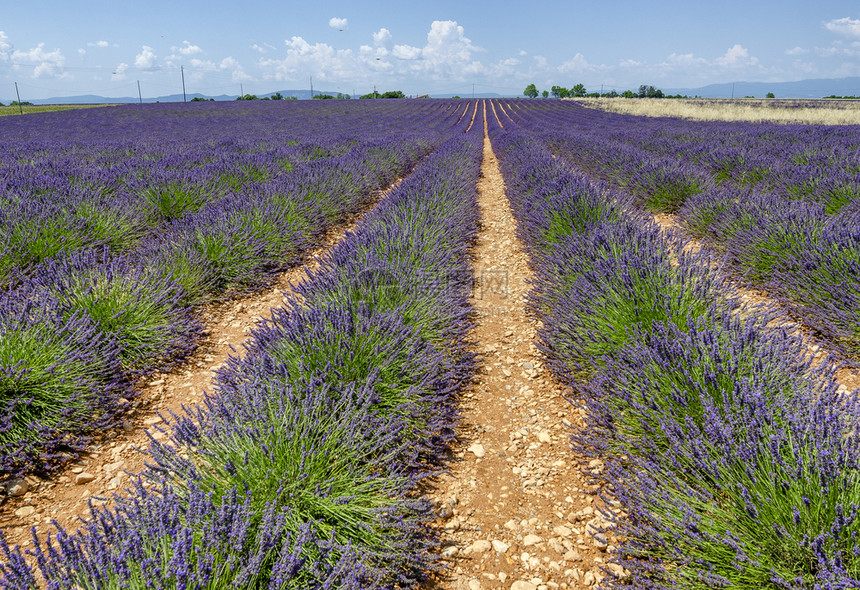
[75,472,96,485]
[467,443,486,458]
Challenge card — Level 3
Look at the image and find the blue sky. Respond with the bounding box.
[3,1,860,99]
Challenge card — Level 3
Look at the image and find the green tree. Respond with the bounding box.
[766,92,775,98]
[271,92,284,100]
[541,90,549,98]
[571,83,587,97]
[621,90,636,98]
[523,83,538,98]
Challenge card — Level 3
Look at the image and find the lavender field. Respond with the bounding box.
[1,99,859,588]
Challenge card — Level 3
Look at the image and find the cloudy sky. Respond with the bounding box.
[3,0,860,100]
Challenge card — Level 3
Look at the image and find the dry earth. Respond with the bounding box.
[425,111,616,590]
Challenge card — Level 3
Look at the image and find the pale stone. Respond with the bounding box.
[583,571,596,586]
[511,582,536,590]
[467,443,486,458]
[468,579,482,590]
[537,431,552,443]
[6,479,27,497]
[75,472,96,485]
[470,540,492,554]
[14,506,35,518]
[492,539,509,553]
[523,534,543,546]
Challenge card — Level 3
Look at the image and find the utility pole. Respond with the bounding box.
[181,66,187,102]
[240,83,244,98]
[472,83,475,98]
[309,76,313,99]
[14,82,23,114]
[731,82,735,99]
[137,80,142,104]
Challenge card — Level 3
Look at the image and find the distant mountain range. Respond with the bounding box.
[6,89,508,105]
[8,76,860,104]
[664,76,860,98]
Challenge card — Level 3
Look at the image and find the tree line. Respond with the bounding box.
[523,83,693,99]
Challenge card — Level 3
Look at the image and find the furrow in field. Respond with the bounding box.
[427,106,607,590]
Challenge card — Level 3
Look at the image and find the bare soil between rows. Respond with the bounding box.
[424,108,614,590]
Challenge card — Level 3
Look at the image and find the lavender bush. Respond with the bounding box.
[489,100,860,588]
[0,119,484,587]
[0,293,126,476]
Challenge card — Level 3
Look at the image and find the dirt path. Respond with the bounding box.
[0,179,404,551]
[426,110,612,590]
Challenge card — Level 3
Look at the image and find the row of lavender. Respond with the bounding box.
[504,99,860,210]
[0,101,458,284]
[0,120,483,588]
[0,102,469,478]
[489,109,860,587]
[505,100,860,361]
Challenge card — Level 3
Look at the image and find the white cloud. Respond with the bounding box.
[257,20,485,87]
[0,30,11,60]
[88,40,109,48]
[714,44,758,67]
[11,43,68,79]
[664,52,707,66]
[251,42,276,54]
[422,20,480,66]
[174,41,203,56]
[135,45,158,69]
[259,36,355,82]
[190,58,215,69]
[518,50,528,57]
[786,46,808,56]
[329,17,348,30]
[112,62,128,80]
[825,17,860,36]
[221,56,252,82]
[392,44,421,60]
[372,28,392,48]
[559,52,590,73]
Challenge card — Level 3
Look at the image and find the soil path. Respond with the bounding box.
[426,106,614,590]
[0,178,404,551]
